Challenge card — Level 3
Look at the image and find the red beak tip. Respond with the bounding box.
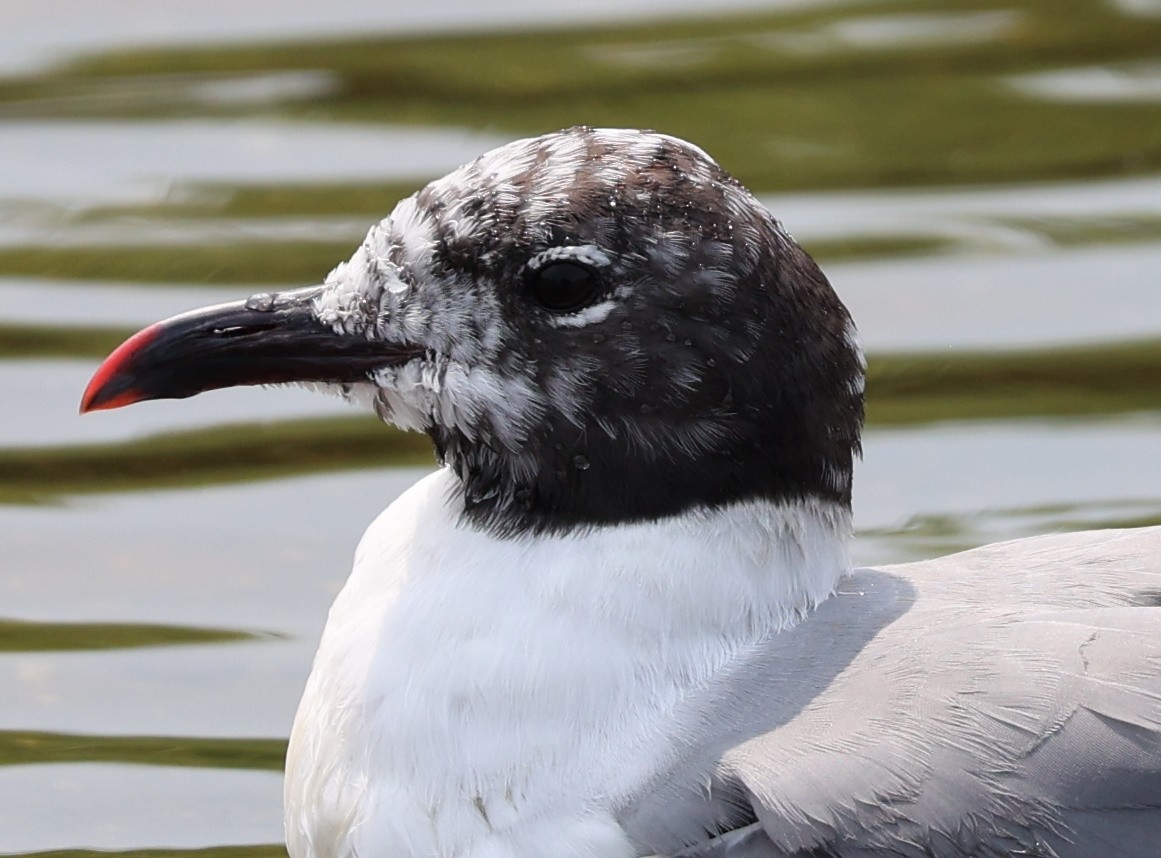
[80,324,161,415]
[79,385,145,414]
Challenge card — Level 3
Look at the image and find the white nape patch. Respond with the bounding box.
[285,469,851,858]
[548,298,619,329]
[526,244,613,272]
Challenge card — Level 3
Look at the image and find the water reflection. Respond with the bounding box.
[856,418,1161,563]
[0,0,831,74]
[0,362,353,447]
[0,730,283,770]
[0,619,259,652]
[0,121,506,206]
[0,764,282,852]
[758,10,1020,53]
[0,282,275,328]
[764,174,1161,246]
[835,243,1161,351]
[1009,61,1161,103]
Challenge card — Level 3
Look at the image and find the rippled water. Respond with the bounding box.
[2,0,1160,854]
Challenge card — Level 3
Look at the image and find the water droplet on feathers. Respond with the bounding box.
[245,293,274,312]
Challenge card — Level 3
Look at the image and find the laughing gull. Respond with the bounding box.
[81,127,1161,857]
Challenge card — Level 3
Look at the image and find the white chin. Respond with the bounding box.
[294,379,422,433]
[336,380,383,411]
[369,359,440,434]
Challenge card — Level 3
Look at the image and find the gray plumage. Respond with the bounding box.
[640,527,1161,857]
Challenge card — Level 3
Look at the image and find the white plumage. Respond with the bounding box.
[284,469,850,858]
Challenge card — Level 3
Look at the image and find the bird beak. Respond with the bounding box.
[80,289,423,413]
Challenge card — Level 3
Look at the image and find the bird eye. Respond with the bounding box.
[529,262,600,313]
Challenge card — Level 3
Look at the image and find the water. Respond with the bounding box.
[245,293,276,312]
[0,120,509,207]
[1,0,1159,854]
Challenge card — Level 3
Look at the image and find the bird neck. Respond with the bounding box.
[432,420,857,542]
[285,468,852,858]
[439,466,855,630]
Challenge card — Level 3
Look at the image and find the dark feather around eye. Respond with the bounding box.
[529,262,601,313]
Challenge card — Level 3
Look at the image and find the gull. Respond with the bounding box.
[81,127,1161,858]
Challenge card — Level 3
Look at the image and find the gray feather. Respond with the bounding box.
[624,527,1161,857]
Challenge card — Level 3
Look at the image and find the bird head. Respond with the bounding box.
[82,127,864,536]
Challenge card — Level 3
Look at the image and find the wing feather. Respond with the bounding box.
[702,527,1161,857]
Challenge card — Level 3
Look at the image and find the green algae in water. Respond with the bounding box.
[0,415,434,503]
[0,324,133,359]
[0,730,286,771]
[0,618,265,652]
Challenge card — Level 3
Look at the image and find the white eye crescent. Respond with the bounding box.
[526,245,613,272]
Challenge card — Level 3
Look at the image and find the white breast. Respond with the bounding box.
[283,469,850,858]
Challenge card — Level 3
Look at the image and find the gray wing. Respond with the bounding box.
[635,527,1161,858]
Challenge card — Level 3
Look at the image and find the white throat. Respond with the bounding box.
[284,468,851,858]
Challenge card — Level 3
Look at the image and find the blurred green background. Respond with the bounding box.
[1,0,1159,854]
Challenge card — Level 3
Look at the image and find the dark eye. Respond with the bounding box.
[529,262,600,313]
